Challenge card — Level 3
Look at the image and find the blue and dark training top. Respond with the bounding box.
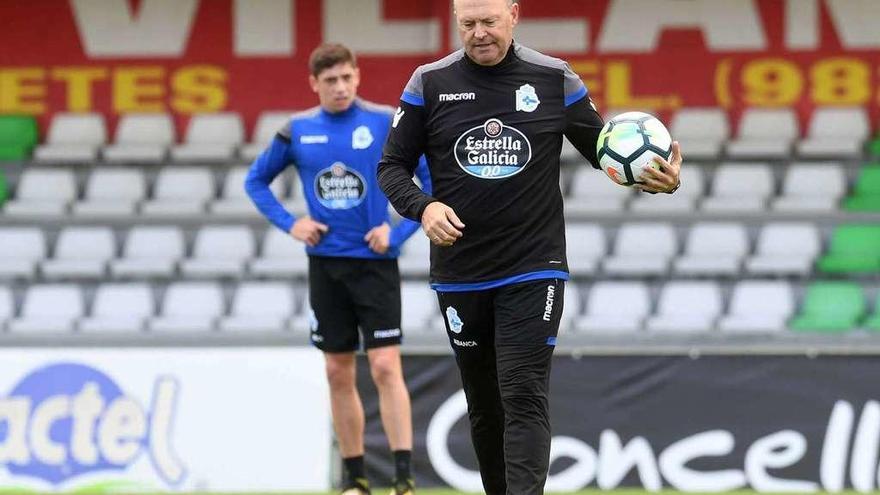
[245,98,431,259]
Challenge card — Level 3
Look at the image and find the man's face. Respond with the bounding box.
[454,0,519,66]
[310,62,360,113]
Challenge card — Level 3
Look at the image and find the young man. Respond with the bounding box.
[378,1,682,493]
[245,43,430,495]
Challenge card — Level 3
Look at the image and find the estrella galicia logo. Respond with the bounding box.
[445,307,464,334]
[453,118,532,179]
[315,162,367,209]
[0,363,185,486]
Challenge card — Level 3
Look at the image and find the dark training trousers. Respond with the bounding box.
[436,279,565,495]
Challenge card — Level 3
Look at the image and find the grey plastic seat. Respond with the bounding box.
[240,111,292,162]
[771,162,845,212]
[3,168,77,217]
[140,166,214,217]
[745,222,820,276]
[575,281,651,333]
[602,223,677,276]
[179,225,255,278]
[673,222,749,276]
[402,282,443,334]
[149,282,224,332]
[249,228,309,279]
[0,286,13,331]
[796,107,869,158]
[210,166,285,218]
[718,280,794,333]
[645,281,722,333]
[726,108,799,159]
[0,227,46,279]
[566,223,606,276]
[41,227,116,280]
[669,108,729,160]
[171,112,244,163]
[33,113,106,164]
[78,283,154,333]
[220,282,295,332]
[102,113,174,164]
[629,166,705,213]
[9,284,84,333]
[398,232,431,278]
[72,168,146,217]
[111,226,185,279]
[700,163,774,213]
[565,167,632,216]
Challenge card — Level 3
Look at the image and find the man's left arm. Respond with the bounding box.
[389,155,433,248]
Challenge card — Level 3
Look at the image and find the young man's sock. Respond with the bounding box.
[392,450,412,482]
[343,455,367,488]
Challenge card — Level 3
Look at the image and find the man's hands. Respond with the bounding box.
[422,202,464,247]
[290,216,329,246]
[636,141,683,194]
[364,223,391,254]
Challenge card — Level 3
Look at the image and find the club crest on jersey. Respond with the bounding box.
[453,118,533,179]
[314,162,367,209]
[352,125,374,149]
[516,84,540,112]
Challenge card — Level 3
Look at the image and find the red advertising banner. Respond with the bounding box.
[1,0,878,135]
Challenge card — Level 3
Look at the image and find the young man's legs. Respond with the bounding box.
[325,351,366,457]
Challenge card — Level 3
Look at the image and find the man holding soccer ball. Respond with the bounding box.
[378,0,682,493]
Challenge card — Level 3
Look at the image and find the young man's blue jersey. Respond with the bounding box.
[245,98,431,259]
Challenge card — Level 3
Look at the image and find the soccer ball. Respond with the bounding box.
[596,112,672,186]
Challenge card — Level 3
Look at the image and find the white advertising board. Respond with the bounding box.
[0,347,330,492]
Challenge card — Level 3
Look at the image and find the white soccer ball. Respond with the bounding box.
[596,111,672,186]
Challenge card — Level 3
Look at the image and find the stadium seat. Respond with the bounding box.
[725,108,799,159]
[0,286,13,331]
[700,163,774,213]
[110,226,185,279]
[861,292,880,331]
[289,292,313,333]
[220,282,295,332]
[180,225,255,278]
[558,283,581,333]
[140,166,214,217]
[149,282,225,332]
[249,228,309,279]
[171,112,244,163]
[629,166,704,213]
[717,280,794,333]
[72,168,146,217]
[817,225,880,274]
[790,282,865,332]
[0,115,38,160]
[669,107,729,160]
[3,168,77,217]
[772,162,845,212]
[0,227,46,279]
[745,222,820,276]
[796,107,869,158]
[565,167,632,216]
[574,281,650,333]
[78,283,154,333]
[102,113,174,164]
[8,284,84,333]
[210,166,285,218]
[41,227,116,280]
[566,223,606,276]
[398,232,430,278]
[645,281,722,332]
[844,166,880,211]
[240,111,293,162]
[401,282,443,334]
[285,173,308,216]
[33,112,106,164]
[673,222,749,276]
[602,223,678,276]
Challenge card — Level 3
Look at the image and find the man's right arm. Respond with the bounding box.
[244,131,296,233]
[378,98,437,222]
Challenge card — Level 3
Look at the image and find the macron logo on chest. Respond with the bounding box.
[439,92,476,102]
[300,135,329,144]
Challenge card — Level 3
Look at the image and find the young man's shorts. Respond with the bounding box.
[308,256,402,353]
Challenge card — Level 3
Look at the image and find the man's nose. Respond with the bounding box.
[474,23,487,39]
